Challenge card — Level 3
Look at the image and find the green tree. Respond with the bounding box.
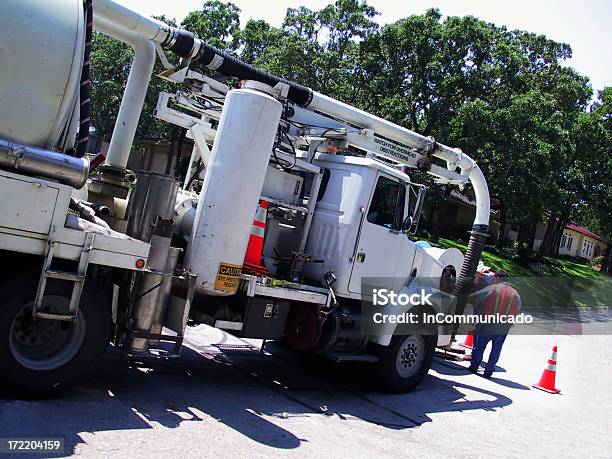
[90,31,133,145]
[181,1,241,51]
[239,0,378,99]
[358,10,594,246]
[573,88,612,271]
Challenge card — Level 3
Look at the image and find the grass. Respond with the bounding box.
[436,238,533,277]
[433,238,611,308]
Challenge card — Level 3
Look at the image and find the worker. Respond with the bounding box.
[468,268,522,378]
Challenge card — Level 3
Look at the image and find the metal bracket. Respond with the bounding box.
[154,42,178,72]
[272,82,290,100]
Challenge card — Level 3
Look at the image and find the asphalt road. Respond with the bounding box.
[1,320,611,458]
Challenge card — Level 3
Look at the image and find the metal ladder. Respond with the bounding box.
[33,226,95,321]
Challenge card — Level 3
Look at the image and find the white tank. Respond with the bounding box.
[185,83,282,296]
[0,0,84,149]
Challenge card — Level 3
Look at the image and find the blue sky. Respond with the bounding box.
[116,0,611,93]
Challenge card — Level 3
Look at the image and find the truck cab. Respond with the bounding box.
[305,153,453,298]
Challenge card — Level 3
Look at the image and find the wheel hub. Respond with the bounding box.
[12,306,60,346]
[400,342,419,368]
[395,335,426,378]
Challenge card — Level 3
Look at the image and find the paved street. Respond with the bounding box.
[1,320,611,458]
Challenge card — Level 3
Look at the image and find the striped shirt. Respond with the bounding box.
[473,282,522,333]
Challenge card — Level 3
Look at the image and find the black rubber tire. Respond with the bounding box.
[376,334,436,393]
[0,270,111,398]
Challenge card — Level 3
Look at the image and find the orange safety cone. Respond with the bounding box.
[532,346,561,394]
[243,200,269,276]
[460,331,474,349]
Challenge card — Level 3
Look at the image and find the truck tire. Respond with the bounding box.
[0,270,111,398]
[376,334,436,393]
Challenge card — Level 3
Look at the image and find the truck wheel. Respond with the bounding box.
[376,334,436,393]
[0,271,110,397]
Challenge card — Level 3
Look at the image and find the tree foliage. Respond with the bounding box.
[181,0,241,50]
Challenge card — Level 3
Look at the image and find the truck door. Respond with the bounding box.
[349,173,416,294]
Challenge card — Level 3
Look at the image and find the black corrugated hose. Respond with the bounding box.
[159,25,313,106]
[76,0,93,158]
[192,43,313,107]
[450,224,489,336]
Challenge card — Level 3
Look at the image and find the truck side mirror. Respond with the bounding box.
[406,184,427,235]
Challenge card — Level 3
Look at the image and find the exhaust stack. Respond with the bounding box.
[0,138,89,188]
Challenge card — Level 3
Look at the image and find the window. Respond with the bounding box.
[367,176,405,230]
[564,233,573,251]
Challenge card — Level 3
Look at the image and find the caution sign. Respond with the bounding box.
[214,262,242,293]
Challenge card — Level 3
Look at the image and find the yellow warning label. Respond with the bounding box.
[214,262,242,293]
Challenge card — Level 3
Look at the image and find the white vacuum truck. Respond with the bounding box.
[0,0,491,395]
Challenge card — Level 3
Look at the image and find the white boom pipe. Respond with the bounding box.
[94,0,171,44]
[468,165,490,226]
[309,92,433,151]
[93,15,156,169]
[308,91,490,225]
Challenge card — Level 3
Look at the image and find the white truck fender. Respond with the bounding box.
[422,246,464,276]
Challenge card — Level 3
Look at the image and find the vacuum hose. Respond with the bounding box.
[192,44,313,107]
[451,224,489,334]
[152,25,313,106]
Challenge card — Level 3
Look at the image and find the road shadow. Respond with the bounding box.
[432,358,528,390]
[0,332,516,456]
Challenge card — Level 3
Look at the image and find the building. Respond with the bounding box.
[89,136,195,177]
[427,190,500,240]
[558,223,607,260]
[502,220,607,260]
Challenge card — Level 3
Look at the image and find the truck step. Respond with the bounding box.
[327,352,379,363]
[45,270,85,282]
[35,312,76,322]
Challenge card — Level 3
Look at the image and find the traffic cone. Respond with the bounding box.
[532,346,561,394]
[460,331,474,349]
[243,200,269,276]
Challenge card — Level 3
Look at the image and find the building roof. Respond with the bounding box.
[565,222,608,244]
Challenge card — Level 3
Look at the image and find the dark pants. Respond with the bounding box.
[469,334,507,374]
